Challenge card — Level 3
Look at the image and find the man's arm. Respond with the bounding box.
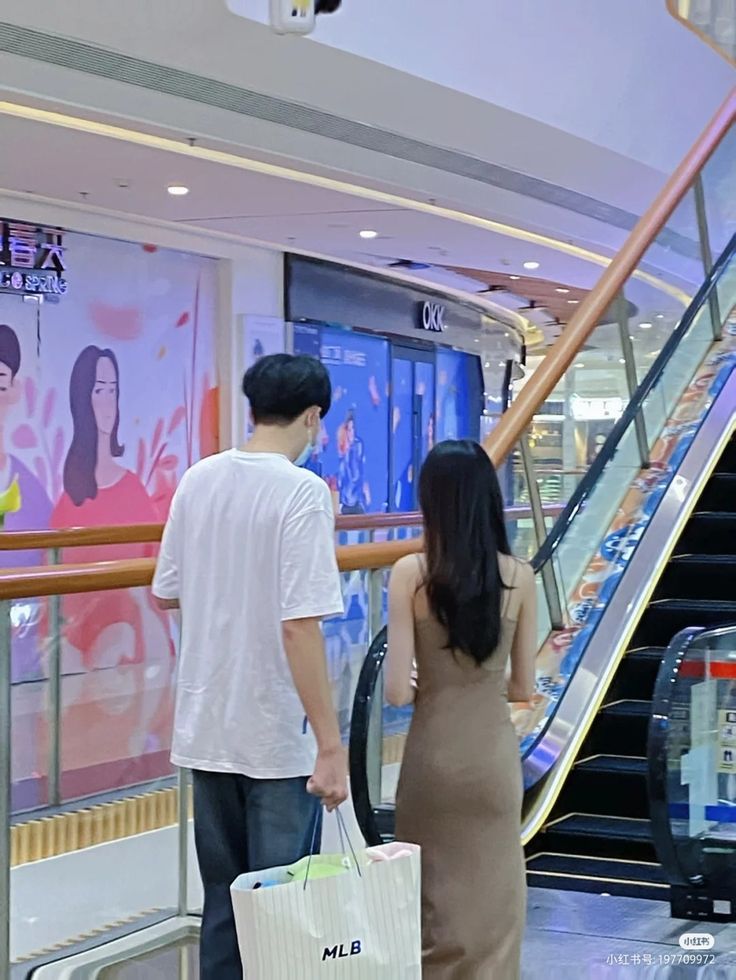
[155,596,180,611]
[282,617,346,811]
[152,485,183,610]
[280,491,347,811]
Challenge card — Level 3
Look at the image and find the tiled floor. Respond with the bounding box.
[523,888,736,978]
[60,888,736,978]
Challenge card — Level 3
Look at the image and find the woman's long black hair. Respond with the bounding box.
[63,346,124,506]
[419,440,511,665]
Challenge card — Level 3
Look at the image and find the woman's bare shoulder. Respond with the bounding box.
[500,554,534,585]
[391,552,424,587]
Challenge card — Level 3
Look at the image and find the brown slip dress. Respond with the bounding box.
[395,554,531,979]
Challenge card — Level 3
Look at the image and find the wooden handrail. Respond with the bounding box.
[484,87,735,466]
[0,546,402,599]
[0,502,566,597]
[0,504,565,552]
[0,524,164,552]
[0,559,156,600]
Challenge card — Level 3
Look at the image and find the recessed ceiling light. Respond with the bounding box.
[359,229,378,239]
[555,287,570,294]
[575,362,585,369]
[619,358,626,364]
[567,299,580,305]
[523,261,540,270]
[509,274,521,280]
[656,314,665,320]
[639,321,653,329]
[167,184,189,196]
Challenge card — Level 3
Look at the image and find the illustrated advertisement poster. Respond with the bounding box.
[2,229,218,809]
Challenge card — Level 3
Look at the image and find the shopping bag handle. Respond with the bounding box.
[303,808,362,890]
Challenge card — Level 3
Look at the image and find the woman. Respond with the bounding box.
[53,346,159,541]
[386,440,536,979]
[50,346,173,793]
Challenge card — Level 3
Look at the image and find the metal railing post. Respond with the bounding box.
[518,438,564,629]
[693,173,723,339]
[365,568,384,808]
[616,292,650,468]
[177,766,189,918]
[1,601,12,979]
[47,547,62,807]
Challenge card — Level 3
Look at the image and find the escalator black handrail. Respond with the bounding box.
[647,625,705,890]
[647,622,736,890]
[348,630,387,847]
[533,231,736,574]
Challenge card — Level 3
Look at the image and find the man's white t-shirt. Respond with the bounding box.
[152,450,344,779]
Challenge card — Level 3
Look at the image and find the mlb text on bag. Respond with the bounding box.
[322,941,362,961]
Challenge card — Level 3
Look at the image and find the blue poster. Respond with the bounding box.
[318,327,390,515]
[436,349,482,443]
[391,357,414,512]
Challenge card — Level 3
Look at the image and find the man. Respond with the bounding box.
[153,354,348,979]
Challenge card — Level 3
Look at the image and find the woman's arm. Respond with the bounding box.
[507,563,537,703]
[386,556,419,707]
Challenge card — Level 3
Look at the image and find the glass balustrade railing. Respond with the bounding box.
[648,622,736,921]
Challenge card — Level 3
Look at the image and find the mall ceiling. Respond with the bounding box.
[0,1,729,350]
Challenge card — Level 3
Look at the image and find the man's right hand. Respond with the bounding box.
[307,746,348,812]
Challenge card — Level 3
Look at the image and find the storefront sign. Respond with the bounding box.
[570,395,623,421]
[418,301,445,333]
[0,220,68,297]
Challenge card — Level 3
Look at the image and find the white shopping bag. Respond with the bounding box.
[231,840,421,978]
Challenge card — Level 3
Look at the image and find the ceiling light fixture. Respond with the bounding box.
[567,299,580,305]
[523,261,540,270]
[575,363,585,369]
[656,314,665,320]
[639,321,653,329]
[167,184,189,196]
[509,274,521,280]
[359,229,378,239]
[0,101,692,307]
[555,287,570,294]
[619,358,626,364]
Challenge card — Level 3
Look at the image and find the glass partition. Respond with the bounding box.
[649,623,736,920]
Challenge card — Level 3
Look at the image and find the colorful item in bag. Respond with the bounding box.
[365,842,415,863]
[287,854,351,883]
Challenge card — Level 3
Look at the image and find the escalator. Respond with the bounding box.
[525,433,736,899]
[349,228,736,907]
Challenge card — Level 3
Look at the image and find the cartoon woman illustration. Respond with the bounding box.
[52,347,159,536]
[50,346,174,791]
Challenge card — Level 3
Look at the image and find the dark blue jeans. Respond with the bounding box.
[192,770,321,980]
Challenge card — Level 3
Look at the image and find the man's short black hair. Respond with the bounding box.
[0,325,21,378]
[242,354,331,425]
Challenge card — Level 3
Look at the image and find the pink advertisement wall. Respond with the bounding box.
[1,227,219,809]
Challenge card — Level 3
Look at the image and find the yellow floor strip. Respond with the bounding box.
[11,785,192,868]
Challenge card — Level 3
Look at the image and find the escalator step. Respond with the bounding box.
[537,812,656,862]
[632,599,736,648]
[526,852,667,886]
[660,556,736,601]
[575,755,647,775]
[583,700,651,757]
[563,755,648,818]
[677,513,736,555]
[609,647,663,700]
[526,856,667,900]
[715,438,736,475]
[698,474,736,513]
